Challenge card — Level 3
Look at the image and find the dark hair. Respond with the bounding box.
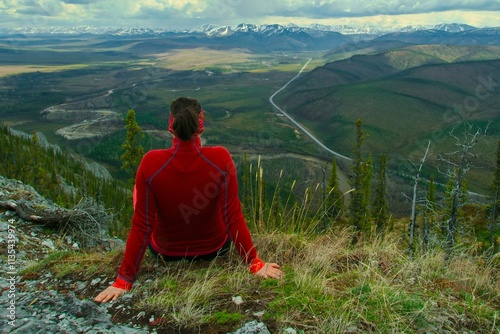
[170,97,202,141]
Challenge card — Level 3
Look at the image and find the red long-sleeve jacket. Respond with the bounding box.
[113,136,263,290]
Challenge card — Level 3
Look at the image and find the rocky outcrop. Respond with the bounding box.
[0,176,115,249]
[0,175,137,332]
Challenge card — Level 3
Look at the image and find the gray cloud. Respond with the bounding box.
[1,0,499,29]
[216,0,500,19]
[133,6,181,20]
[15,0,62,17]
[61,0,94,4]
[305,0,499,18]
[429,0,500,13]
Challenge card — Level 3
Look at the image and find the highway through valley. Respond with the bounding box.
[269,58,352,162]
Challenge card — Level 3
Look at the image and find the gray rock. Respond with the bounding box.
[0,289,149,333]
[232,320,271,334]
[42,239,55,250]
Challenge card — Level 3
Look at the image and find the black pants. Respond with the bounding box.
[148,237,232,262]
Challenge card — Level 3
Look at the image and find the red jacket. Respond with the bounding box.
[113,136,263,290]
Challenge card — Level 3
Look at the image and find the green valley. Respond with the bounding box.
[1,34,500,209]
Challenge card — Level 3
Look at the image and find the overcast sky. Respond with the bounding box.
[1,0,499,30]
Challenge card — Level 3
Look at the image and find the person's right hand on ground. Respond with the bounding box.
[94,285,127,303]
[255,262,283,279]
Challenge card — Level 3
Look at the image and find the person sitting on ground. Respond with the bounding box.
[95,97,282,303]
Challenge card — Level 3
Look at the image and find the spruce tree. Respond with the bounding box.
[349,119,371,234]
[372,154,388,234]
[121,109,144,183]
[326,158,343,220]
[363,155,374,224]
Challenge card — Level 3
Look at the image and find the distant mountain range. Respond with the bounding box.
[1,23,499,52]
[0,22,493,37]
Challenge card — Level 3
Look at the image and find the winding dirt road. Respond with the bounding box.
[269,58,352,162]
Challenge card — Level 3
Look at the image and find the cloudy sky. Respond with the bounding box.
[1,0,499,30]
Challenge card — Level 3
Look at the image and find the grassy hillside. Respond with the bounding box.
[325,43,500,64]
[18,212,500,333]
[276,45,500,192]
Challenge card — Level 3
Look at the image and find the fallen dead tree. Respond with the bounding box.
[0,197,113,249]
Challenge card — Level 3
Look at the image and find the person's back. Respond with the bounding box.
[139,137,238,257]
[95,97,282,303]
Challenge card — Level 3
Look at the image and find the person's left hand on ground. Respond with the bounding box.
[255,262,283,279]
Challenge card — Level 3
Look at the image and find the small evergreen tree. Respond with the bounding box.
[121,109,144,183]
[363,155,374,225]
[349,119,372,235]
[372,154,388,234]
[326,158,344,220]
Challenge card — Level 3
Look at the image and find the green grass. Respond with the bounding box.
[24,228,500,333]
[20,251,75,276]
[204,311,244,325]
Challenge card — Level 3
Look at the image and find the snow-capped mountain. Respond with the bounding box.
[397,23,478,33]
[398,25,433,32]
[375,25,500,46]
[5,25,171,36]
[195,23,386,36]
[308,24,385,35]
[186,23,353,51]
[191,23,303,37]
[188,23,386,45]
[433,23,476,32]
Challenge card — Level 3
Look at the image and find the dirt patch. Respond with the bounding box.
[42,106,122,140]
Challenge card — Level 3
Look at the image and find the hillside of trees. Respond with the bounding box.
[0,125,133,238]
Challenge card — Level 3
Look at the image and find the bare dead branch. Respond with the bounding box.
[0,198,112,249]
